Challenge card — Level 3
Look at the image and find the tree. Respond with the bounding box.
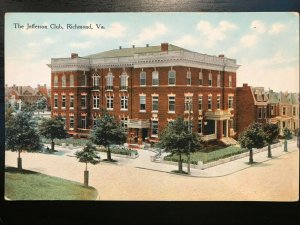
[5,111,41,170]
[39,116,67,152]
[36,97,47,113]
[75,142,100,186]
[238,122,265,164]
[283,127,292,152]
[158,117,201,173]
[90,111,126,162]
[263,123,279,158]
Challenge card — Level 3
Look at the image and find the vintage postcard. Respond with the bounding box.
[4,12,299,201]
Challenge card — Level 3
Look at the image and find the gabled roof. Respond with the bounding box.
[84,44,185,59]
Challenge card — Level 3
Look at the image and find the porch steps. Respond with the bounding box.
[220,137,238,146]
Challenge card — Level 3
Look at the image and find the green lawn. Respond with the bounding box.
[5,167,98,200]
[164,146,248,164]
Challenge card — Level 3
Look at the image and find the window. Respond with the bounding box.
[54,95,58,108]
[121,96,128,110]
[120,72,128,90]
[152,71,159,86]
[152,96,158,112]
[140,95,146,111]
[282,107,286,115]
[61,116,66,129]
[93,95,100,109]
[140,71,146,86]
[187,71,192,85]
[293,107,296,116]
[217,96,221,109]
[217,73,221,87]
[62,75,66,87]
[258,107,262,119]
[198,96,202,111]
[229,75,232,87]
[228,96,233,109]
[106,72,113,90]
[263,107,267,118]
[198,119,203,134]
[184,96,193,111]
[81,116,86,129]
[120,117,128,132]
[282,121,286,128]
[208,72,212,86]
[69,116,74,129]
[70,74,74,87]
[168,96,175,112]
[62,95,66,108]
[151,120,158,136]
[70,95,74,109]
[81,95,86,109]
[271,106,274,115]
[92,73,100,88]
[208,96,212,110]
[199,71,203,85]
[54,75,58,87]
[106,96,113,110]
[81,74,87,86]
[168,70,176,85]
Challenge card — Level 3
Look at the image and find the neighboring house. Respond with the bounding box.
[48,43,240,144]
[268,90,299,134]
[236,84,269,135]
[5,84,50,111]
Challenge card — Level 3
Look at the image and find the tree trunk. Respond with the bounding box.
[249,148,254,164]
[17,150,22,171]
[267,144,272,158]
[84,170,89,187]
[284,139,288,152]
[107,144,112,161]
[51,139,54,152]
[178,152,183,173]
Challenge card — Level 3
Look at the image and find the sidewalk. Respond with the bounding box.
[135,140,299,178]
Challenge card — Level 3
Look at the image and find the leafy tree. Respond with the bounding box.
[39,116,67,152]
[90,111,126,162]
[158,117,202,173]
[263,123,279,158]
[36,97,47,113]
[238,122,265,164]
[75,142,100,186]
[5,111,41,170]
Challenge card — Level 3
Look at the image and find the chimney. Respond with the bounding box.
[119,46,122,49]
[218,54,225,58]
[161,43,168,52]
[71,53,78,59]
[132,45,135,48]
[146,44,149,47]
[243,83,248,87]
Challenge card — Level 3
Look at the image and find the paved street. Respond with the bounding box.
[5,140,299,201]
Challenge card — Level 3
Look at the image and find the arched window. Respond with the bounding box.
[92,73,100,88]
[70,74,74,87]
[120,71,128,90]
[199,71,203,85]
[106,71,114,90]
[62,74,66,87]
[229,75,232,87]
[208,72,212,86]
[217,72,221,87]
[152,71,159,86]
[187,70,192,85]
[168,69,176,85]
[54,75,58,87]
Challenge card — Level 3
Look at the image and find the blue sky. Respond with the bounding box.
[5,12,299,92]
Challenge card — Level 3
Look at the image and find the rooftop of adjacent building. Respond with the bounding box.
[5,84,50,98]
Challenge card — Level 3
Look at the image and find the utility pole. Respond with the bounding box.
[187,99,192,175]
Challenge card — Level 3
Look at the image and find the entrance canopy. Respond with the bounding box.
[127,119,150,129]
[205,110,232,120]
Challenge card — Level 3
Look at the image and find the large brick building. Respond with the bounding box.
[48,43,240,145]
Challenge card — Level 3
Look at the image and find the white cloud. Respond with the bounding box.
[173,35,198,48]
[81,22,127,39]
[269,23,285,34]
[196,20,237,48]
[43,37,54,44]
[250,20,266,33]
[132,22,168,46]
[69,41,92,49]
[239,34,259,48]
